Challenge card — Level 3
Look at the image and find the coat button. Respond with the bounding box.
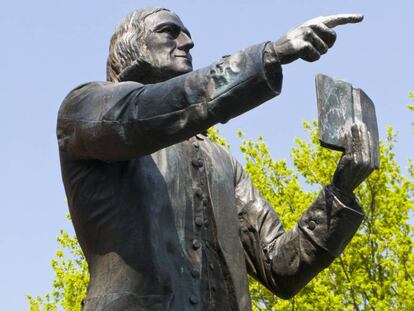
[189,295,199,304]
[192,239,201,250]
[192,159,203,168]
[195,217,203,227]
[209,263,214,271]
[191,268,200,278]
[308,220,316,230]
[195,188,203,198]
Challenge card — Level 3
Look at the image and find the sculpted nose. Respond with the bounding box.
[177,32,194,51]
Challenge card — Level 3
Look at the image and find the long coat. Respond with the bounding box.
[57,43,364,310]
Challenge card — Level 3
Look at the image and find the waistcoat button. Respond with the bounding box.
[195,217,203,227]
[192,239,201,250]
[195,188,203,198]
[192,159,203,168]
[308,220,316,230]
[189,295,199,304]
[191,268,200,278]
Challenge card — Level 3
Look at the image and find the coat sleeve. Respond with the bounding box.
[234,159,364,299]
[57,43,282,162]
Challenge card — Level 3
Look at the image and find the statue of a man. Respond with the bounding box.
[57,7,375,310]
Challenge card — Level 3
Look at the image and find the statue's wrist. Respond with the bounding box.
[264,42,281,66]
[328,183,356,206]
[262,42,283,93]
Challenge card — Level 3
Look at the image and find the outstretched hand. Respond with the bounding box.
[332,123,376,196]
[273,14,363,64]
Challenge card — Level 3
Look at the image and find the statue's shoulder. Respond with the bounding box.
[65,80,143,98]
[60,81,143,111]
[61,81,106,105]
[64,81,116,99]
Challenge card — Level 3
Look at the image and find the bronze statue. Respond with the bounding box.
[57,7,375,310]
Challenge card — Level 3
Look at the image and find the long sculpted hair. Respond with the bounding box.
[106,7,169,82]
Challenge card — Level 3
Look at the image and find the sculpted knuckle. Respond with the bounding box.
[362,159,370,168]
[344,153,353,161]
[351,159,361,168]
[309,54,320,62]
[302,42,312,51]
[303,27,312,39]
[320,44,328,54]
[311,22,325,34]
[316,21,325,29]
[290,38,301,47]
[359,158,367,166]
[329,31,337,46]
[353,158,370,170]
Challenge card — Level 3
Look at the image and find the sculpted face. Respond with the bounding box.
[141,10,194,79]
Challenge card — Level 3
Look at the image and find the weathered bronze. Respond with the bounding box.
[57,7,375,310]
[316,74,379,194]
[316,74,380,169]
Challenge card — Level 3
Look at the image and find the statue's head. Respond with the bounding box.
[107,8,194,83]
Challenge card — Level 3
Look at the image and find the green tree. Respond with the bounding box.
[27,218,88,311]
[409,92,414,135]
[28,124,414,310]
[408,92,414,111]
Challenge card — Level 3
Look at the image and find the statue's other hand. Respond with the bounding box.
[273,14,363,64]
[332,123,375,196]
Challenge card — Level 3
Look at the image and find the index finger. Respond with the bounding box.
[318,14,364,28]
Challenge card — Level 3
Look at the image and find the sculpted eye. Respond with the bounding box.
[158,24,180,38]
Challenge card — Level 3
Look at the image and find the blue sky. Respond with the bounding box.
[1,1,413,309]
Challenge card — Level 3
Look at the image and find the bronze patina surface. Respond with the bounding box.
[57,8,375,310]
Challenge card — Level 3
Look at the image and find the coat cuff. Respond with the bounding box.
[298,186,364,257]
[263,42,283,94]
[207,42,283,123]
